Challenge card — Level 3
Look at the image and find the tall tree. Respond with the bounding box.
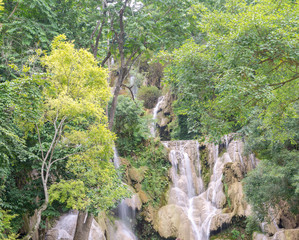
[88,0,197,129]
[15,35,128,240]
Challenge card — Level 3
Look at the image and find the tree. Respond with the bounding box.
[21,35,128,240]
[87,0,197,129]
[243,116,299,222]
[164,0,298,142]
[0,0,99,81]
[111,95,150,156]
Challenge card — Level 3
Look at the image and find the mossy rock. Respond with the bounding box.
[128,166,148,183]
[200,148,211,188]
[139,190,149,203]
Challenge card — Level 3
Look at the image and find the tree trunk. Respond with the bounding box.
[22,202,48,240]
[108,68,127,129]
[74,211,94,240]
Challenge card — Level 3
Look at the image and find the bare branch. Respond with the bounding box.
[122,84,136,102]
[93,18,106,58]
[101,51,112,67]
[269,74,298,87]
[50,152,78,166]
[8,3,19,19]
[36,124,44,160]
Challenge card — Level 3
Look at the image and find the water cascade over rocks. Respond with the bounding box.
[46,211,105,240]
[155,139,251,240]
[113,148,139,240]
[150,96,165,137]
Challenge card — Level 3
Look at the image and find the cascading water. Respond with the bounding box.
[162,140,234,240]
[129,75,138,99]
[47,211,105,240]
[113,148,138,240]
[150,96,165,137]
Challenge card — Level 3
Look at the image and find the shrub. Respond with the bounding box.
[111,95,150,156]
[128,139,170,206]
[137,86,161,109]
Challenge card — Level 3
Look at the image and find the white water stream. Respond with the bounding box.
[150,96,165,137]
[163,140,233,240]
[49,211,105,240]
[113,147,138,240]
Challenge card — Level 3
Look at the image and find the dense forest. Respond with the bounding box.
[0,0,298,240]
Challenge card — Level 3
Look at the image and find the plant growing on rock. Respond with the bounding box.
[137,86,161,109]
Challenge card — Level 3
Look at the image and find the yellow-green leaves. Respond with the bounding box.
[41,35,110,112]
[0,0,4,12]
[49,180,88,210]
[42,36,127,213]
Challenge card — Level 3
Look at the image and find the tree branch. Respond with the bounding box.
[8,2,19,19]
[101,51,112,67]
[36,124,45,161]
[122,84,136,101]
[269,74,298,87]
[93,18,106,58]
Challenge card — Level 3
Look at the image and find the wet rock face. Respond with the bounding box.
[273,229,299,240]
[154,92,175,140]
[154,138,259,240]
[155,204,192,239]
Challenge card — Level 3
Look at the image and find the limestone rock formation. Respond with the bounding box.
[154,91,175,140]
[155,204,192,240]
[272,229,299,240]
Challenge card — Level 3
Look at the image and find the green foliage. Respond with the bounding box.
[128,139,170,206]
[170,114,198,140]
[0,0,97,80]
[164,0,299,142]
[0,0,3,12]
[199,148,211,188]
[245,216,261,236]
[137,86,161,109]
[112,95,150,156]
[40,35,129,214]
[243,116,299,220]
[231,229,241,240]
[0,208,18,239]
[49,180,88,210]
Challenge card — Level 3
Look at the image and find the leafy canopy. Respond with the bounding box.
[38,35,128,214]
[164,0,298,142]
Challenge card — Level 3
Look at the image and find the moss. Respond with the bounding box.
[127,139,171,207]
[210,217,251,240]
[223,178,231,209]
[200,148,211,188]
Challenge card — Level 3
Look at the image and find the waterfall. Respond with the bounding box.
[163,140,233,240]
[113,147,138,240]
[47,211,105,240]
[129,75,138,99]
[150,96,165,137]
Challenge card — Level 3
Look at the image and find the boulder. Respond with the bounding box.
[228,182,251,217]
[45,229,60,240]
[124,193,142,211]
[253,232,270,240]
[210,213,232,232]
[168,187,189,208]
[138,190,149,203]
[155,204,192,240]
[273,229,299,240]
[128,166,148,183]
